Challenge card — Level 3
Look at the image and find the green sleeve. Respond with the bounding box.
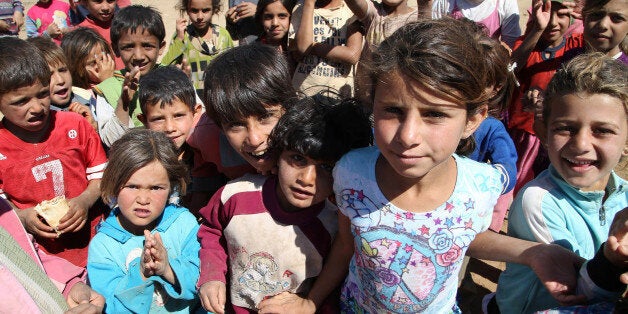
[161,35,187,65]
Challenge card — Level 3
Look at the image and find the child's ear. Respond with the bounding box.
[193,103,203,116]
[138,113,146,125]
[462,104,488,139]
[158,41,166,56]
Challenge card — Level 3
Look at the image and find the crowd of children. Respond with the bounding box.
[0,0,626,313]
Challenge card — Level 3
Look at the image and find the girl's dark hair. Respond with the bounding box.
[177,0,222,15]
[203,43,297,127]
[111,5,165,53]
[269,97,373,162]
[139,66,196,113]
[61,27,114,89]
[0,37,50,96]
[371,18,492,155]
[101,129,189,206]
[255,0,295,24]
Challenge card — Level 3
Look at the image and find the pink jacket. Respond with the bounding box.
[0,198,85,310]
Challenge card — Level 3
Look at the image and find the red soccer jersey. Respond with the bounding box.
[0,111,108,267]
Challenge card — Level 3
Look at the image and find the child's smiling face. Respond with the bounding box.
[261,1,290,44]
[116,28,165,76]
[83,0,116,23]
[222,105,284,173]
[584,0,628,56]
[544,93,628,191]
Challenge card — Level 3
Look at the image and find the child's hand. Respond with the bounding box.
[121,66,140,109]
[531,0,552,31]
[175,57,192,78]
[142,231,176,283]
[522,87,544,113]
[227,2,256,23]
[57,197,89,234]
[562,1,583,20]
[257,291,316,314]
[68,102,98,130]
[16,207,58,238]
[65,282,105,314]
[13,11,24,28]
[199,281,227,314]
[176,17,187,40]
[86,52,115,84]
[46,22,62,38]
[604,207,628,268]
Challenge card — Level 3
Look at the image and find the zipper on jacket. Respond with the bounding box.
[599,205,606,226]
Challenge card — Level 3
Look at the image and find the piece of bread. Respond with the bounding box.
[34,196,70,231]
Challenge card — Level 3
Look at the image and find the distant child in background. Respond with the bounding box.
[289,0,363,97]
[508,0,583,194]
[0,0,24,36]
[78,0,124,69]
[61,27,115,90]
[161,0,234,95]
[29,36,97,130]
[0,37,108,268]
[92,5,166,147]
[344,0,417,105]
[88,129,201,313]
[201,43,298,175]
[254,0,295,52]
[26,0,72,44]
[431,0,522,48]
[138,66,223,213]
[197,97,373,313]
[497,53,628,313]
[582,0,628,63]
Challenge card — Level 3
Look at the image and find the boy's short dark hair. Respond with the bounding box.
[203,43,296,127]
[269,97,373,162]
[110,5,165,52]
[139,66,196,113]
[28,37,67,69]
[0,37,51,97]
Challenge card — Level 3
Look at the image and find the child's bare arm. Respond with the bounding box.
[511,0,551,71]
[309,21,364,65]
[294,0,317,60]
[345,0,370,20]
[57,179,101,234]
[257,213,354,313]
[469,231,587,306]
[198,281,227,314]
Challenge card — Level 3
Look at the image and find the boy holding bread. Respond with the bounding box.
[0,36,107,267]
